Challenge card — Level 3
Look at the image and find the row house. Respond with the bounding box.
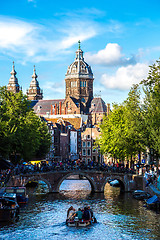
[81,127,103,164]
[46,118,81,162]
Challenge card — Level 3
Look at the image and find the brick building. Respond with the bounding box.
[81,127,103,164]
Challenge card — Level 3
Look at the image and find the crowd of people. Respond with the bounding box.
[144,164,160,191]
[12,159,135,175]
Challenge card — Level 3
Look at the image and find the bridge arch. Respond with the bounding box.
[24,176,52,192]
[56,172,96,193]
[102,176,125,193]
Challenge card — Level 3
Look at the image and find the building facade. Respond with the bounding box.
[81,127,103,164]
[6,43,110,163]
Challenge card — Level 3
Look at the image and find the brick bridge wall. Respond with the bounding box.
[7,171,140,193]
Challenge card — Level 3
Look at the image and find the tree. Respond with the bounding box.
[98,85,146,166]
[141,60,160,164]
[0,87,51,163]
[98,103,127,160]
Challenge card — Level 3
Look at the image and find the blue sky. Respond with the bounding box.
[0,0,160,105]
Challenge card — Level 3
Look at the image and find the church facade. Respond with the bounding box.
[6,43,110,162]
[33,44,110,125]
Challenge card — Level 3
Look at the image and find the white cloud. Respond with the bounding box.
[101,63,149,90]
[85,43,136,66]
[0,16,97,63]
[0,20,36,48]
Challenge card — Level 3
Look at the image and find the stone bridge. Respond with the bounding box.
[7,171,143,193]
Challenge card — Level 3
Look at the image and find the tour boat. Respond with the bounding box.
[145,195,160,210]
[0,193,19,222]
[5,187,28,204]
[66,217,97,227]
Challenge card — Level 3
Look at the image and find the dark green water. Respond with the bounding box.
[0,180,160,240]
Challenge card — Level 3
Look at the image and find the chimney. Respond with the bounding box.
[55,103,57,115]
[51,105,53,115]
[59,102,62,115]
[64,106,67,115]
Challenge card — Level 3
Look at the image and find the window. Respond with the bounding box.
[82,142,86,147]
[80,81,86,87]
[87,135,90,139]
[71,81,77,88]
[87,141,91,147]
[82,149,86,156]
[87,149,91,156]
[93,148,96,152]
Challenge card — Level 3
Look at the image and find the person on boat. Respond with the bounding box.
[67,206,75,220]
[74,208,83,220]
[87,206,93,218]
[88,206,97,223]
[82,207,90,220]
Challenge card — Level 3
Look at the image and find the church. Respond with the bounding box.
[7,43,110,127]
[6,43,110,162]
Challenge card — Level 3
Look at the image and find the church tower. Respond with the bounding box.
[65,41,94,113]
[26,66,43,100]
[7,62,21,93]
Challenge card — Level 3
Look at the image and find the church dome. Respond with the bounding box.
[65,44,93,80]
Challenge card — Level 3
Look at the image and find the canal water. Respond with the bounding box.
[0,179,160,240]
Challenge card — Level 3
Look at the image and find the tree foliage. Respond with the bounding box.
[99,59,160,165]
[141,60,160,156]
[0,87,51,163]
[99,85,146,161]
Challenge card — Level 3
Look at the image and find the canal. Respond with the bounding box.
[0,179,160,240]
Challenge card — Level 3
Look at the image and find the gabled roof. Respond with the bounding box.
[45,117,82,130]
[33,99,65,115]
[90,97,107,113]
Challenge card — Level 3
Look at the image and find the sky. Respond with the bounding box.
[0,0,160,106]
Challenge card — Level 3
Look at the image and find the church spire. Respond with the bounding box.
[75,40,84,62]
[78,40,81,49]
[7,61,21,93]
[26,65,43,100]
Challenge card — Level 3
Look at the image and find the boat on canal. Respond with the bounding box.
[109,179,120,187]
[66,206,97,227]
[66,216,97,227]
[0,192,19,222]
[4,187,28,204]
[145,195,160,211]
[132,190,151,200]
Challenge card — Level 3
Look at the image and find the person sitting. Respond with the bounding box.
[67,206,76,220]
[82,207,90,220]
[87,206,93,218]
[75,208,83,220]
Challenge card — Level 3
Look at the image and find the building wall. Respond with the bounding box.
[81,127,103,164]
[60,133,69,161]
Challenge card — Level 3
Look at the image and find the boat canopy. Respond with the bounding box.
[146,195,159,205]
